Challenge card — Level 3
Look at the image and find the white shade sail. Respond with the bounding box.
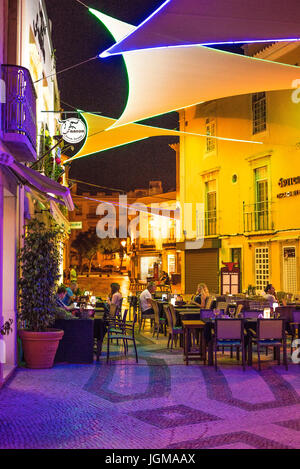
[101,0,300,56]
[64,112,263,163]
[91,9,300,130]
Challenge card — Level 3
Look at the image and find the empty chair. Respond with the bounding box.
[249,319,288,371]
[164,305,183,350]
[168,303,179,327]
[216,302,228,313]
[235,304,244,317]
[107,313,138,363]
[150,299,166,338]
[214,319,246,371]
[205,297,214,309]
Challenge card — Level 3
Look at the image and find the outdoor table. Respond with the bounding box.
[175,304,200,309]
[182,320,206,365]
[176,308,200,326]
[54,319,94,364]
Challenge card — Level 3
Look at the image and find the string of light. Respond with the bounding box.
[34,56,98,84]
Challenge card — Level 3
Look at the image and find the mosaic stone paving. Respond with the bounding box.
[1,324,300,449]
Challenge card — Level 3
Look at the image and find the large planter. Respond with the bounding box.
[18,329,64,369]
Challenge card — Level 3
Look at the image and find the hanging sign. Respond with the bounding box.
[59,118,87,144]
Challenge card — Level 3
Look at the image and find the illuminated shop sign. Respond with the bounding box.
[278,176,300,188]
[277,176,300,198]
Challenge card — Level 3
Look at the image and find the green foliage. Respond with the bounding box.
[18,219,62,332]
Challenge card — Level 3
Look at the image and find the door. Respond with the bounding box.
[185,249,219,294]
[283,247,297,293]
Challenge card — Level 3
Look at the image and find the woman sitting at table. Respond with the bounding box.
[106,283,123,315]
[191,283,210,308]
[263,284,279,308]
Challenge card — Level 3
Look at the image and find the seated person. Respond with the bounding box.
[55,286,76,320]
[263,284,278,308]
[160,271,170,285]
[139,282,156,316]
[191,283,210,307]
[106,283,123,315]
[175,294,186,306]
[63,282,78,306]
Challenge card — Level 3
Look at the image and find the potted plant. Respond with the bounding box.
[18,219,64,369]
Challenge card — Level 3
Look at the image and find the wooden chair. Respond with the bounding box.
[168,303,179,327]
[150,299,166,338]
[235,304,243,317]
[249,319,288,371]
[107,313,138,363]
[205,297,214,309]
[216,302,228,313]
[164,305,183,349]
[214,319,246,371]
[138,300,155,333]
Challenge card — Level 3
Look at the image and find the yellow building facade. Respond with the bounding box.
[178,41,300,296]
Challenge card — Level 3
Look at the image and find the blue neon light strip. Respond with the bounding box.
[100,0,172,58]
[102,37,300,58]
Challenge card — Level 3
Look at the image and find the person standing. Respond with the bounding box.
[70,265,77,283]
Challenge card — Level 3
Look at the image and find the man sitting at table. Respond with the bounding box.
[139,282,156,316]
[55,286,76,319]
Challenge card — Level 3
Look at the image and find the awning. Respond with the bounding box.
[64,111,263,163]
[0,151,74,211]
[91,9,300,130]
[101,0,300,56]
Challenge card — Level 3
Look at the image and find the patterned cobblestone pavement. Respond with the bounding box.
[1,325,300,449]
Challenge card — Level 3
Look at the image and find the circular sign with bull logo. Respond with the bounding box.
[59,118,87,144]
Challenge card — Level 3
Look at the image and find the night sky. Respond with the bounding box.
[45,0,180,194]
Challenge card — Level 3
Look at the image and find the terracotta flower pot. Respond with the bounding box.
[18,329,64,369]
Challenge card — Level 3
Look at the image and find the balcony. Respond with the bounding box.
[243,201,273,232]
[0,65,37,161]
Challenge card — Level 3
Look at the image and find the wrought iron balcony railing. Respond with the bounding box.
[243,201,273,232]
[0,65,37,161]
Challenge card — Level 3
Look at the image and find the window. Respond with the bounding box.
[255,247,269,292]
[205,180,217,235]
[205,118,216,153]
[255,166,269,230]
[283,247,297,293]
[252,92,266,134]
